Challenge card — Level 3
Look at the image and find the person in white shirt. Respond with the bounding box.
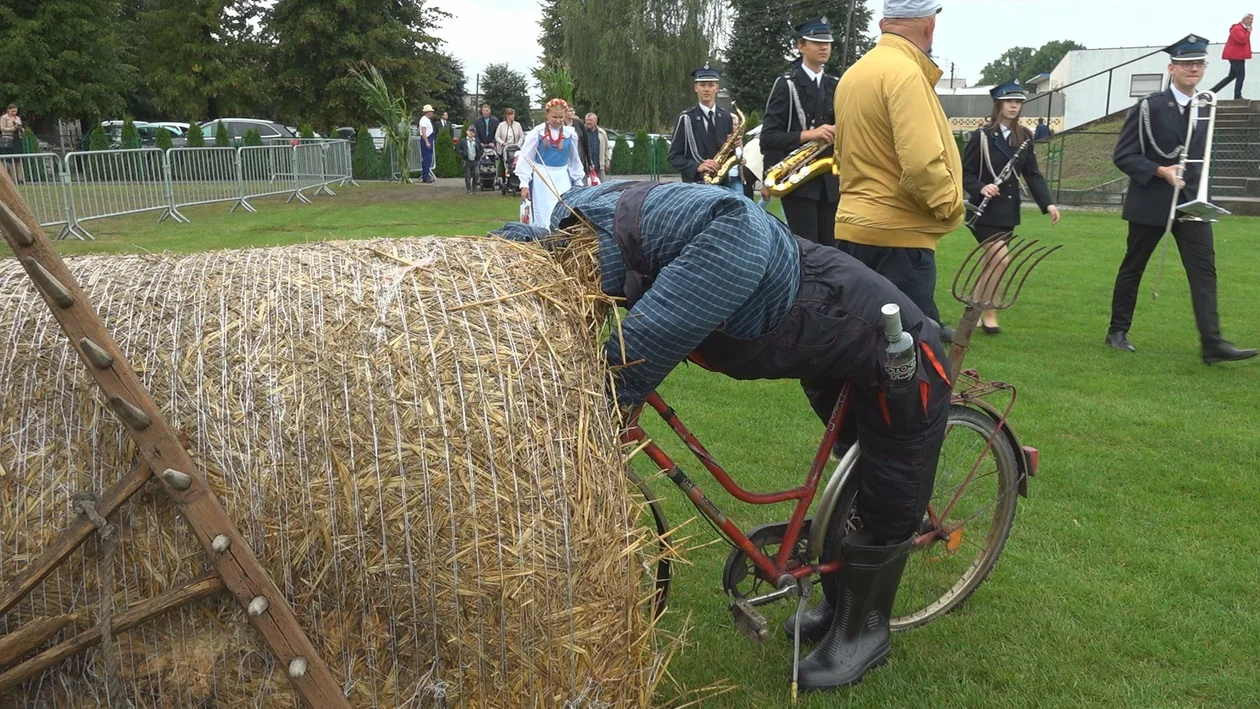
[494,107,525,155]
[515,98,585,225]
[417,104,436,183]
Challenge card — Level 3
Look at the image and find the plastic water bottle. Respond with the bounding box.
[881,304,917,384]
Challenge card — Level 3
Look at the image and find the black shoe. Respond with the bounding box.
[783,599,834,644]
[796,533,912,691]
[1105,331,1136,352]
[1203,341,1258,365]
[981,324,1002,335]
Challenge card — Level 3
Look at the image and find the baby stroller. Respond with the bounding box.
[477,144,498,191]
[500,144,522,196]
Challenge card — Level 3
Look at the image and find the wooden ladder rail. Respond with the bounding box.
[0,173,350,707]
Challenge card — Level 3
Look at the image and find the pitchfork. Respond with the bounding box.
[948,234,1062,382]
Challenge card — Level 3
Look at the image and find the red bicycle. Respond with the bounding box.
[623,237,1058,636]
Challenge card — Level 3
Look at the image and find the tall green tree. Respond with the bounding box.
[560,0,726,130]
[131,0,270,121]
[1021,40,1086,82]
[429,54,469,125]
[266,0,449,132]
[537,0,566,70]
[0,0,135,123]
[725,0,873,118]
[977,46,1037,86]
[481,64,534,129]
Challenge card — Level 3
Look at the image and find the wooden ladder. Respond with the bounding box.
[0,173,350,707]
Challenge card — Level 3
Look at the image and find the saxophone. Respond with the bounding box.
[702,107,746,185]
[764,138,837,198]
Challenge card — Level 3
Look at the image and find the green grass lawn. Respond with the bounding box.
[24,183,1260,707]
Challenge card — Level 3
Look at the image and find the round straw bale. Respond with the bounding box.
[0,236,663,707]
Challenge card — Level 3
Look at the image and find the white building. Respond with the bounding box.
[1048,42,1258,131]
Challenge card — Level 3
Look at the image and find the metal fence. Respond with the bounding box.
[1,153,75,238]
[1036,131,1128,208]
[11,140,354,240]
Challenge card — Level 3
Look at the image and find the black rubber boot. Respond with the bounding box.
[796,532,912,691]
[783,598,834,644]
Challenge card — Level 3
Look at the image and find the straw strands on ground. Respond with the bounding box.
[0,235,668,707]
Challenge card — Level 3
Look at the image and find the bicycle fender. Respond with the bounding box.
[970,402,1034,498]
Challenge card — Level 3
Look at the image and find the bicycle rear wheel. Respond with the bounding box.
[820,404,1020,631]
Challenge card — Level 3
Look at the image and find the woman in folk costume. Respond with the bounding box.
[516,98,585,225]
[962,81,1060,334]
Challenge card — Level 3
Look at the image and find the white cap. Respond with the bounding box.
[883,0,943,19]
[880,303,903,339]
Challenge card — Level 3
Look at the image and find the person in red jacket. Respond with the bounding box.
[1212,14,1253,99]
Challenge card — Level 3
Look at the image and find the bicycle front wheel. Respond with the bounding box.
[821,404,1021,631]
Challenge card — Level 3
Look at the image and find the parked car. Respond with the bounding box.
[334,126,386,150]
[286,126,324,138]
[101,120,154,148]
[199,118,296,146]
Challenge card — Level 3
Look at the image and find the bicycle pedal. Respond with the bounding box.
[728,598,769,645]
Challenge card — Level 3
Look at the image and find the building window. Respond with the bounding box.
[1130,74,1163,97]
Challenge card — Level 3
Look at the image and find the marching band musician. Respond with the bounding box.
[1106,35,1256,364]
[669,65,739,188]
[961,81,1060,335]
[760,18,840,246]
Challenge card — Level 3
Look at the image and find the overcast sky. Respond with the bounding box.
[431,0,1250,94]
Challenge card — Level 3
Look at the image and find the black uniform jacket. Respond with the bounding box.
[1113,88,1209,227]
[962,126,1053,227]
[669,105,735,184]
[759,64,839,203]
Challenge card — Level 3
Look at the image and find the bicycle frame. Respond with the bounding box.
[621,369,1038,602]
[621,383,855,590]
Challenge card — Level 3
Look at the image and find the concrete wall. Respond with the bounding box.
[1046,45,1259,131]
[936,92,1066,134]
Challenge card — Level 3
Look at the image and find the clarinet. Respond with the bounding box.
[967,137,1033,228]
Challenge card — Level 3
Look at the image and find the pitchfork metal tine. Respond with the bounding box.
[992,238,1041,305]
[952,236,1004,301]
[997,243,1062,309]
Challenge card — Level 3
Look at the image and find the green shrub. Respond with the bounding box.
[743,110,761,133]
[121,118,141,149]
[215,122,231,147]
[352,125,386,179]
[155,128,173,151]
[630,128,651,174]
[955,132,966,155]
[186,121,206,147]
[88,126,109,151]
[434,131,462,178]
[609,133,631,175]
[21,132,38,153]
[298,123,315,139]
[652,136,669,177]
[243,129,263,147]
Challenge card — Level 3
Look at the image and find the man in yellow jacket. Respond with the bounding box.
[832,0,964,338]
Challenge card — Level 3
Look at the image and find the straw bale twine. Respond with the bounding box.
[0,236,663,707]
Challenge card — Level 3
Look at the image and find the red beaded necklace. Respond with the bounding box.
[544,125,564,149]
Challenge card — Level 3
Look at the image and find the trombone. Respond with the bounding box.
[1152,89,1231,300]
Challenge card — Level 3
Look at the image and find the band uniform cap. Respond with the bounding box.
[1163,34,1210,62]
[989,81,1027,101]
[422,104,435,113]
[692,64,722,82]
[883,0,943,19]
[796,17,834,43]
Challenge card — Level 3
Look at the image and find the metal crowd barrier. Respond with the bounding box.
[18,141,355,239]
[239,144,309,209]
[64,148,183,240]
[1,153,78,239]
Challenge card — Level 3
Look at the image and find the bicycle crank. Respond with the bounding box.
[721,519,813,600]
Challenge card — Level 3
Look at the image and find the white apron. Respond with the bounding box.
[530,165,574,226]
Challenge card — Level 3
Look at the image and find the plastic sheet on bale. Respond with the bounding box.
[0,236,664,708]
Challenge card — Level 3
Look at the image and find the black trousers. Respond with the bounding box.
[693,239,951,544]
[1211,60,1246,99]
[1109,219,1222,346]
[463,160,478,191]
[840,242,944,325]
[781,193,838,247]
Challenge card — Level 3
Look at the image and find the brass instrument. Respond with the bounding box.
[703,107,746,185]
[764,138,837,198]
